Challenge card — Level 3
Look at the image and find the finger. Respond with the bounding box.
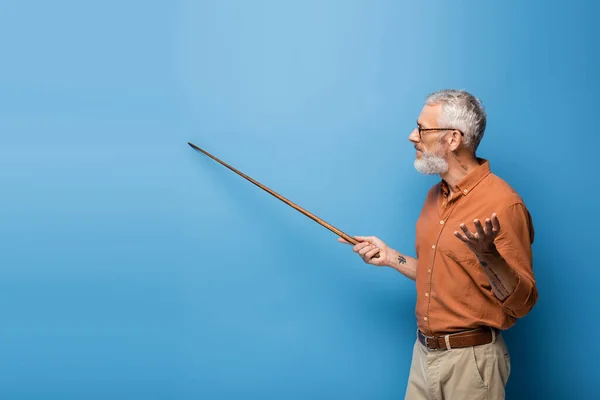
[460,224,476,240]
[364,247,381,261]
[354,235,374,240]
[353,241,371,252]
[484,219,493,236]
[474,219,486,239]
[359,245,376,257]
[354,235,380,245]
[338,237,352,245]
[454,230,468,242]
[491,213,500,234]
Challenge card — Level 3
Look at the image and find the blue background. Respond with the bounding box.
[1,0,598,398]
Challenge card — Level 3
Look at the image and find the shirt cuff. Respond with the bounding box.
[498,272,534,317]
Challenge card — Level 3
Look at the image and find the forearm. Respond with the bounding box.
[476,248,519,301]
[385,249,417,281]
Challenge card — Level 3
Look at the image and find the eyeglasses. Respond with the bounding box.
[417,125,464,141]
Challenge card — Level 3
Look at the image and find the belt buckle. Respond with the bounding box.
[421,332,441,351]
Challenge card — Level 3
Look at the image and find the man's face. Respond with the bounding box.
[409,104,449,175]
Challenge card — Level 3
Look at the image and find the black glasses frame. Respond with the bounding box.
[417,125,464,140]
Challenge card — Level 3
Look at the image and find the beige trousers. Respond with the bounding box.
[404,332,511,400]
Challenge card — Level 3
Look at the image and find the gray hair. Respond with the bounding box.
[425,89,487,151]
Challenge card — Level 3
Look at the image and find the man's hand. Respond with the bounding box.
[453,213,501,256]
[338,235,391,267]
[453,213,524,301]
[338,235,418,281]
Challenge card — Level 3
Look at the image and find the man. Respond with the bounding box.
[338,89,537,399]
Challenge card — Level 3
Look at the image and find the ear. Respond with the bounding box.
[447,130,463,152]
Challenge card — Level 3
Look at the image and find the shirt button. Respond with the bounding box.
[431,244,436,249]
[463,189,468,194]
[428,269,432,273]
[424,316,428,321]
[425,292,429,297]
[440,220,445,224]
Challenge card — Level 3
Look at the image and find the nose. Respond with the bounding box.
[408,128,420,144]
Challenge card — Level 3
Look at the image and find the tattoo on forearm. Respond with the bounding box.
[398,254,407,264]
[479,259,510,298]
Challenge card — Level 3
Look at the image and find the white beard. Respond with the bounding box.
[414,151,449,175]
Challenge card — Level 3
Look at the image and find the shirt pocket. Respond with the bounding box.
[440,244,478,264]
[439,247,490,313]
[441,246,488,283]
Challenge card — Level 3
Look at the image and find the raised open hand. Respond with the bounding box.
[453,213,501,255]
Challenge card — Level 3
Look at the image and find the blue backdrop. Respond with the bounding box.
[1,1,598,398]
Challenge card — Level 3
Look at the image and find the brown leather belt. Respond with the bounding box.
[418,327,498,351]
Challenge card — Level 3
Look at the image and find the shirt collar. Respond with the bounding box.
[441,158,491,197]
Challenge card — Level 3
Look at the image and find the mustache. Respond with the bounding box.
[414,145,447,153]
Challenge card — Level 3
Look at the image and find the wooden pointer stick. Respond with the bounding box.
[187,141,379,257]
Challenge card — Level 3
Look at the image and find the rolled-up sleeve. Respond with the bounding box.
[494,203,538,318]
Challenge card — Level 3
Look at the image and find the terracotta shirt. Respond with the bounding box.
[415,159,538,336]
